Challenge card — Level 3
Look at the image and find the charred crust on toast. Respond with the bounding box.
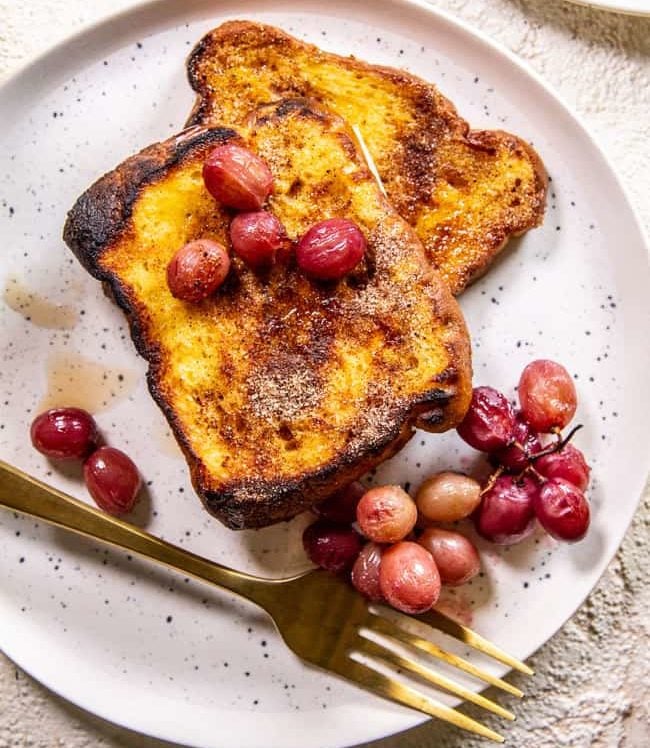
[63,106,472,530]
[63,127,239,271]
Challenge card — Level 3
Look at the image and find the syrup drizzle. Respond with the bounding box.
[3,275,78,330]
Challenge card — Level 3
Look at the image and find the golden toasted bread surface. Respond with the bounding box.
[64,101,472,529]
[187,21,547,295]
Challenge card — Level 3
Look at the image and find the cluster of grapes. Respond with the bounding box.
[168,144,368,303]
[458,359,591,544]
[302,359,592,616]
[302,482,475,615]
[30,408,142,516]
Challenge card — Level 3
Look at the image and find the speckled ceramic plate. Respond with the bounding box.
[1,1,648,747]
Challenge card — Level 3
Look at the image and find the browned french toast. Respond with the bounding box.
[187,21,547,295]
[64,100,472,529]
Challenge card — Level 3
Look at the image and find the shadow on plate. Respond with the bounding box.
[50,523,267,627]
[505,0,650,54]
[238,511,315,577]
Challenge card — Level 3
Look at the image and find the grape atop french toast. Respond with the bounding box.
[64,100,472,529]
[187,21,547,295]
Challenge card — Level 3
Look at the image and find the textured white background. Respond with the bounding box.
[1,1,649,747]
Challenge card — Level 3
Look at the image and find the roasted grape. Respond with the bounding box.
[203,144,273,210]
[518,359,577,432]
[533,478,590,542]
[166,239,230,302]
[356,485,417,543]
[415,472,481,523]
[229,211,287,268]
[30,407,98,460]
[351,542,384,601]
[379,541,440,614]
[456,386,516,452]
[84,446,141,516]
[535,443,590,491]
[296,218,365,280]
[417,528,481,586]
[491,413,542,472]
[302,520,362,572]
[474,475,538,545]
[313,481,366,525]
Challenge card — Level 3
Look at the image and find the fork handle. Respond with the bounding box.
[0,459,273,604]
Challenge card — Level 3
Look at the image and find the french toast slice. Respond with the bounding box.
[187,20,547,295]
[64,99,471,529]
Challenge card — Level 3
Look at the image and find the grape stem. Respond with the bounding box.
[528,424,583,463]
[486,424,584,488]
[480,465,504,496]
[526,465,546,483]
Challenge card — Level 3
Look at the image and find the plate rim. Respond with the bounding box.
[1,1,649,747]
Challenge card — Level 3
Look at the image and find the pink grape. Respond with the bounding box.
[533,478,590,542]
[491,412,542,472]
[474,475,538,545]
[518,359,577,432]
[351,542,384,601]
[417,528,481,586]
[229,211,287,268]
[535,443,590,492]
[379,542,441,614]
[415,472,481,523]
[167,239,230,302]
[356,485,417,543]
[203,144,273,210]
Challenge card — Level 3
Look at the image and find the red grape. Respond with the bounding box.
[229,211,287,268]
[296,218,366,280]
[379,541,441,614]
[535,443,590,492]
[203,144,273,211]
[302,520,362,572]
[167,239,230,302]
[313,481,366,525]
[415,472,481,523]
[518,359,577,432]
[456,386,516,452]
[417,528,481,586]
[84,446,141,516]
[533,478,590,542]
[30,407,99,460]
[491,412,542,472]
[356,485,417,543]
[474,475,538,545]
[351,542,384,601]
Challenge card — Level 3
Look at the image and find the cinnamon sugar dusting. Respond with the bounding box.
[347,219,424,319]
[345,381,404,454]
[247,352,323,422]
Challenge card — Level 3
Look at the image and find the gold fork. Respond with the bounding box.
[0,460,532,742]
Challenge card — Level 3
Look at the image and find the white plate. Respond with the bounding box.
[566,0,650,15]
[1,1,648,747]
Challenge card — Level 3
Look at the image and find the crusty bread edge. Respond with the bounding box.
[63,123,471,529]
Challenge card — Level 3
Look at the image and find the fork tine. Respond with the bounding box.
[356,636,515,721]
[369,612,524,697]
[419,609,535,676]
[338,657,505,743]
